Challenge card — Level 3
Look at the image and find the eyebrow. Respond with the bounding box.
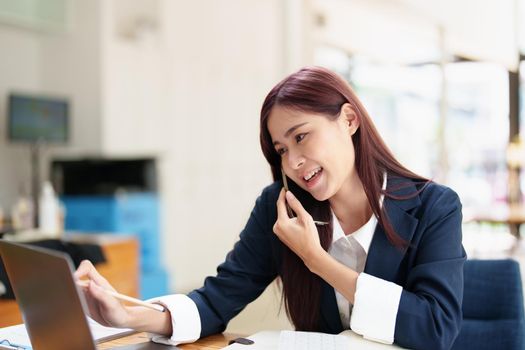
[272,122,308,146]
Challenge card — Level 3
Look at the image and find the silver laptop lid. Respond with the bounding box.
[0,240,96,350]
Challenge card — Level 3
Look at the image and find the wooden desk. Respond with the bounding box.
[99,332,241,349]
[0,234,139,327]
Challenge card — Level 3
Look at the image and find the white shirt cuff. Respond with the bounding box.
[146,294,201,346]
[350,273,402,344]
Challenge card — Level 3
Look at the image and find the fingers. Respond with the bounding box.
[87,280,127,327]
[74,259,95,279]
[75,261,128,327]
[88,280,113,305]
[285,191,311,222]
[276,188,289,220]
[276,188,312,223]
[74,260,114,291]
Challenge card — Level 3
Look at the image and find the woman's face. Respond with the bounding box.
[267,104,359,201]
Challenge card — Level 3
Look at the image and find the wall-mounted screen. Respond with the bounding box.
[8,93,69,143]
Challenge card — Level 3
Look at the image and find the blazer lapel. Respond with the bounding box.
[364,178,421,281]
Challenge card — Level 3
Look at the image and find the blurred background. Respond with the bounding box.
[0,0,525,334]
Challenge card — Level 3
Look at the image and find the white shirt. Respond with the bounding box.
[329,211,402,344]
[148,294,201,346]
[329,211,375,328]
[151,178,402,346]
[328,173,402,344]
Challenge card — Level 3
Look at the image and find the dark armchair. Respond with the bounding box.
[451,259,525,350]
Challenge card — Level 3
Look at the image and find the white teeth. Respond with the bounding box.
[304,167,322,181]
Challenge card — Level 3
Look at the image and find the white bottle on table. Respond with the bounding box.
[39,181,60,237]
[11,195,34,230]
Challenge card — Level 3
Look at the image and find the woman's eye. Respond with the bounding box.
[276,148,287,156]
[295,133,307,143]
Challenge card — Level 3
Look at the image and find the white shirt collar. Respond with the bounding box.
[331,212,376,254]
[330,173,387,254]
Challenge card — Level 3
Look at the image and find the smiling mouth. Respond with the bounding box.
[303,167,323,182]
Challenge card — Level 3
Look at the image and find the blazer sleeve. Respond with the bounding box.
[187,185,280,337]
[395,188,466,350]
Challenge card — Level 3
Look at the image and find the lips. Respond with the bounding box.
[303,167,322,182]
[301,167,323,190]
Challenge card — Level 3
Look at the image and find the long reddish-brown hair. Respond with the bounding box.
[259,66,428,331]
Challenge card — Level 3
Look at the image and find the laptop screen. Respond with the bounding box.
[0,241,96,350]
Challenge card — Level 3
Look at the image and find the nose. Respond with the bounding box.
[287,148,305,170]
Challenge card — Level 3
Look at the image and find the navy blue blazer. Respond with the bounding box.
[188,177,466,350]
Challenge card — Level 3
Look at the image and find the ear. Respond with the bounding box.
[340,103,359,135]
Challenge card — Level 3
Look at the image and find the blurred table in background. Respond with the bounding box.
[465,203,525,239]
[0,233,139,327]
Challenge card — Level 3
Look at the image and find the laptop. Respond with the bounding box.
[0,240,109,350]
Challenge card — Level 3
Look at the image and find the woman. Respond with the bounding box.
[75,66,465,350]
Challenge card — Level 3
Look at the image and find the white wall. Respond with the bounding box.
[0,23,45,209]
[159,1,298,333]
[99,0,293,332]
[159,0,282,292]
[101,0,169,155]
[39,0,104,154]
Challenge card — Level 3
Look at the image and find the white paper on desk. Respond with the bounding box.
[0,324,32,348]
[87,318,136,343]
[279,330,351,349]
[222,330,351,350]
[0,318,134,348]
[222,330,404,350]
